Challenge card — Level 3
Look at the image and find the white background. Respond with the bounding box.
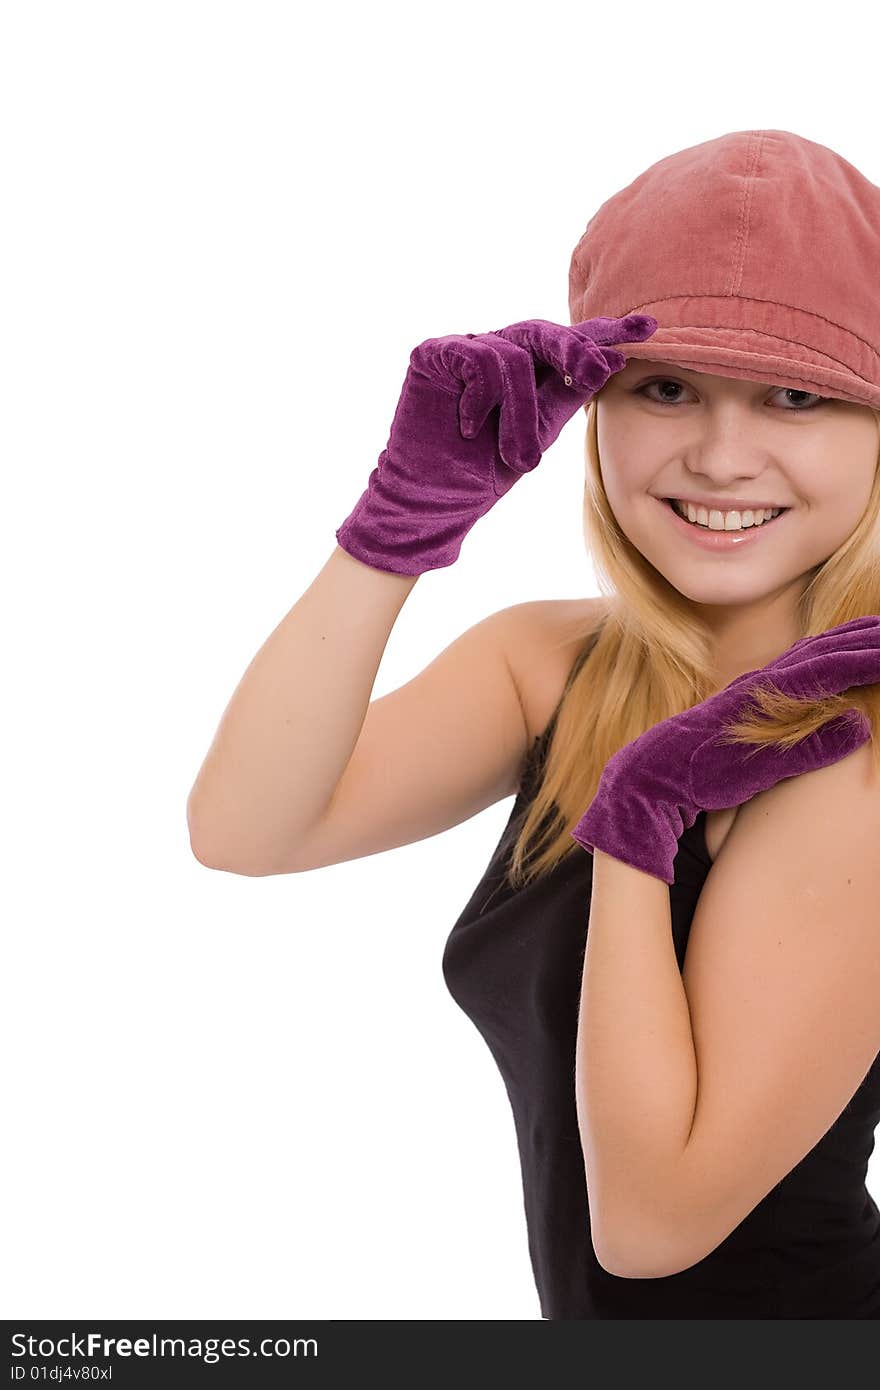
[4,0,879,1320]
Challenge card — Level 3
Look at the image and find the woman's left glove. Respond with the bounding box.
[571,616,880,884]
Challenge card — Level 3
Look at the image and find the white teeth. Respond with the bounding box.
[672,500,783,530]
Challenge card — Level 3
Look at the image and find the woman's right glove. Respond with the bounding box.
[570,616,880,884]
[335,313,658,576]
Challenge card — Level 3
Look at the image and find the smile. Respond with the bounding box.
[657,497,793,550]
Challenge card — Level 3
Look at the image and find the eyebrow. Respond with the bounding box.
[627,365,789,391]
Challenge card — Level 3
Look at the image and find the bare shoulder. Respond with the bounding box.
[496,596,743,865]
[498,596,610,745]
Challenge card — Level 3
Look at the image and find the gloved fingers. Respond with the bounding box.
[410,332,542,473]
[770,656,880,700]
[688,706,872,812]
[768,616,880,667]
[754,626,880,699]
[488,315,658,453]
[707,617,880,703]
[492,314,657,390]
[489,317,620,395]
[713,619,880,693]
[571,312,660,349]
[458,326,583,471]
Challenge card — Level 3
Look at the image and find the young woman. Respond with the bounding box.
[187,129,880,1318]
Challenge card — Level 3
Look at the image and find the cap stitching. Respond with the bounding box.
[626,326,860,376]
[623,295,880,365]
[729,131,764,296]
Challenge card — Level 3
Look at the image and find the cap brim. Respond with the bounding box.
[615,327,880,412]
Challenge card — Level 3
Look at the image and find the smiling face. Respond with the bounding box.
[592,357,880,677]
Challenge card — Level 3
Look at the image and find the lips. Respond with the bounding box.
[657,494,793,547]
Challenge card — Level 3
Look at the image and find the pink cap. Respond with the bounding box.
[568,129,880,411]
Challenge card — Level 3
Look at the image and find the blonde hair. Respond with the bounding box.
[507,395,880,891]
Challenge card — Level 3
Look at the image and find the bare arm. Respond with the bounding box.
[186,545,418,871]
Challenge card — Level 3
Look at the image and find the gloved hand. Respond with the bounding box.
[571,616,880,884]
[335,313,658,576]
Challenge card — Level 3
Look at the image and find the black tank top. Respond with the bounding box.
[442,630,880,1319]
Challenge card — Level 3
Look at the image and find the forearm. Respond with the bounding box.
[187,545,417,871]
[575,849,698,1273]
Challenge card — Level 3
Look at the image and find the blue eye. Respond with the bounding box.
[636,378,825,411]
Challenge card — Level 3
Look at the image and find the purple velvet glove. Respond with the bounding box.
[571,616,880,884]
[335,314,658,576]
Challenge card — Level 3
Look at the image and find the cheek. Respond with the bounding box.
[601,470,654,514]
[810,482,870,527]
[594,437,651,497]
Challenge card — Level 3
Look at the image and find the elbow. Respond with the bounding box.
[188,835,229,872]
[187,827,233,872]
[189,842,278,876]
[594,1240,685,1281]
[186,807,272,876]
[187,804,227,871]
[186,791,217,867]
[590,1221,654,1281]
[186,797,305,877]
[590,1199,697,1281]
[589,1207,639,1279]
[187,831,279,876]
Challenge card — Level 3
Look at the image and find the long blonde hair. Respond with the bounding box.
[507,395,880,891]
